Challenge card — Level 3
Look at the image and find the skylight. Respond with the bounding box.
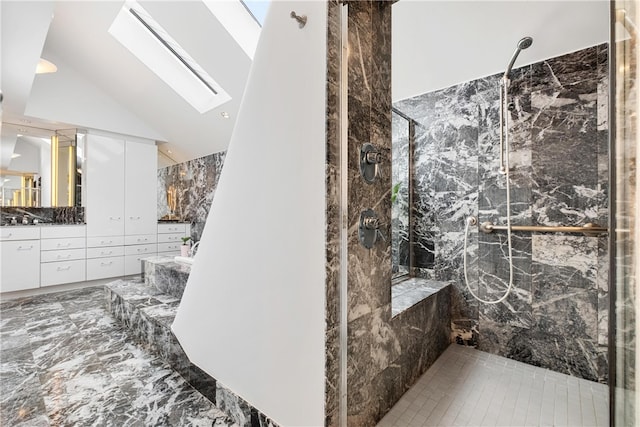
[241,1,270,27]
[108,0,231,114]
[202,0,263,60]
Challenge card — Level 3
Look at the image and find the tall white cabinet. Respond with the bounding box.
[85,134,125,237]
[85,131,158,279]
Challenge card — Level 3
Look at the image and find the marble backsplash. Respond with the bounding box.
[157,152,225,242]
[0,207,85,225]
[394,43,609,383]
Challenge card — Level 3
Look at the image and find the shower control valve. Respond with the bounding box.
[365,150,382,165]
[360,143,382,183]
[358,209,386,249]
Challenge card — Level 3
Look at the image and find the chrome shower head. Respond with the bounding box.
[517,36,533,50]
[504,36,534,80]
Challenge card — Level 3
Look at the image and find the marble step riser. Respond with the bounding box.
[143,261,189,300]
[106,287,275,427]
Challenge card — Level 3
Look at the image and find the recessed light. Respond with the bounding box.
[221,112,230,119]
[167,150,172,154]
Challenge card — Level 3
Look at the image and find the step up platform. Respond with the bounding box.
[105,256,276,427]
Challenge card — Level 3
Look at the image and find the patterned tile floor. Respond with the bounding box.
[377,344,609,427]
[0,286,235,426]
[2,286,610,427]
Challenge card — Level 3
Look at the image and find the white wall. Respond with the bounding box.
[171,2,327,426]
[27,55,165,143]
[392,1,609,101]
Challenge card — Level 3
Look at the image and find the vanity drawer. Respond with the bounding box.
[157,232,184,243]
[158,223,187,234]
[0,227,40,241]
[86,236,125,248]
[41,260,86,287]
[125,234,157,245]
[125,244,156,256]
[41,248,86,263]
[157,242,181,253]
[0,240,40,292]
[41,237,85,251]
[86,246,125,259]
[40,225,86,239]
[124,254,154,275]
[86,256,125,281]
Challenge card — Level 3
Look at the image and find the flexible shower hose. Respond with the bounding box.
[463,80,515,305]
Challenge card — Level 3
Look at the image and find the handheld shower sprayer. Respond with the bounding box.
[503,37,534,81]
[464,36,533,305]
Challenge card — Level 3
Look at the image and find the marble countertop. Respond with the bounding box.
[1,223,85,227]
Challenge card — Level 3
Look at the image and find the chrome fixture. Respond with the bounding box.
[503,37,533,80]
[358,209,385,249]
[479,221,608,237]
[500,36,533,174]
[360,143,382,183]
[463,36,533,306]
[290,11,307,28]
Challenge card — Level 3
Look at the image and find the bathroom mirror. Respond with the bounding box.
[0,123,84,208]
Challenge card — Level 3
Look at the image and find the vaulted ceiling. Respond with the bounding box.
[2,0,256,166]
[1,1,609,170]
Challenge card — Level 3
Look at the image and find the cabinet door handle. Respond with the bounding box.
[57,242,71,248]
[129,216,141,220]
[137,248,148,252]
[109,217,121,221]
[17,245,33,251]
[57,254,72,259]
[100,240,113,245]
[57,266,71,271]
[101,250,113,256]
[100,261,113,266]
[136,238,147,242]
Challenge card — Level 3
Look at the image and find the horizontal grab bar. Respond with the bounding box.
[479,221,608,236]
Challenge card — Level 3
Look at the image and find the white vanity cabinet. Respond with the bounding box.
[85,131,158,279]
[86,236,125,281]
[85,134,125,238]
[124,234,157,275]
[157,223,190,256]
[0,227,40,292]
[125,141,157,236]
[40,226,86,287]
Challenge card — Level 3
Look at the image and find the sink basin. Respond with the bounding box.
[174,256,195,265]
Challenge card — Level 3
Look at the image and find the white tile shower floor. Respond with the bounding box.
[377,344,608,427]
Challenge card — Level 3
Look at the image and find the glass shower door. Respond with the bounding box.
[612,1,638,425]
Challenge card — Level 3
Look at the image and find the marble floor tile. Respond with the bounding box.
[0,286,237,426]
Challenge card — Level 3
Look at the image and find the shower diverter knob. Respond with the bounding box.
[358,209,386,249]
[360,143,382,183]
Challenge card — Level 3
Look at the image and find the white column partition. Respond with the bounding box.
[171,2,327,426]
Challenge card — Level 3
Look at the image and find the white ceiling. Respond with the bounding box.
[1,1,610,169]
[2,0,256,166]
[392,1,610,102]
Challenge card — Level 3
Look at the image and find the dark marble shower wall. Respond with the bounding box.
[157,152,225,242]
[394,43,610,383]
[324,2,452,426]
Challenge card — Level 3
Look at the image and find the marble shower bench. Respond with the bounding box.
[105,256,276,427]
